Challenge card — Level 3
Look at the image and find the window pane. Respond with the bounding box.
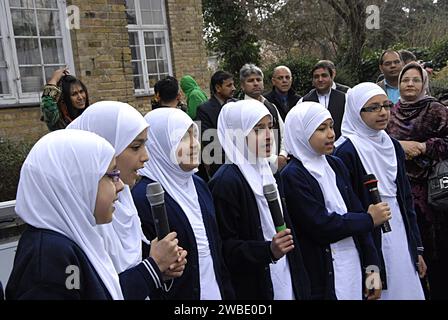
[148,74,158,88]
[0,35,5,90]
[147,60,157,73]
[130,46,140,60]
[132,61,143,75]
[156,45,166,60]
[140,0,152,10]
[152,11,163,25]
[157,60,167,74]
[11,9,37,36]
[125,0,135,10]
[37,10,61,36]
[0,69,10,95]
[152,0,162,11]
[20,66,43,92]
[41,38,64,64]
[128,32,138,46]
[154,32,164,45]
[141,11,154,25]
[9,0,33,8]
[35,0,57,8]
[144,32,154,45]
[145,46,155,60]
[44,65,62,82]
[133,75,143,90]
[126,10,136,24]
[16,38,40,64]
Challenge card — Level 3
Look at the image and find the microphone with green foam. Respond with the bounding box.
[263,184,286,233]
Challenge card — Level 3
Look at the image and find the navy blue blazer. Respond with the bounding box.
[209,164,311,300]
[6,226,161,300]
[334,137,423,286]
[281,156,379,300]
[0,280,4,300]
[132,175,235,300]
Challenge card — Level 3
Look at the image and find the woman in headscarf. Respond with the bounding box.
[68,101,186,299]
[6,129,124,299]
[281,102,390,300]
[335,82,426,300]
[386,62,448,299]
[131,108,234,300]
[180,75,208,120]
[208,100,310,300]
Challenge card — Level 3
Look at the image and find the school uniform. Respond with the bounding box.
[209,100,311,300]
[6,130,124,300]
[282,102,379,300]
[68,101,165,297]
[133,108,234,300]
[334,82,424,299]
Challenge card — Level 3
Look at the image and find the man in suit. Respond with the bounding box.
[301,61,346,139]
[264,65,301,121]
[318,60,350,93]
[195,71,236,180]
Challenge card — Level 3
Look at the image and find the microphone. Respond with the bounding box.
[146,182,170,239]
[263,184,286,233]
[363,174,391,233]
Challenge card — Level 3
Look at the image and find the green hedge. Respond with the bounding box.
[0,138,33,202]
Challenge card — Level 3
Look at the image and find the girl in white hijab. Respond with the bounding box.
[209,99,310,300]
[281,101,390,300]
[6,129,124,299]
[132,107,234,300]
[335,82,426,300]
[68,101,185,298]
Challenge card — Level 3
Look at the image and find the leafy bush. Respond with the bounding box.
[0,138,33,202]
[264,55,319,96]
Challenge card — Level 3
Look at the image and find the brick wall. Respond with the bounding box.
[0,0,209,142]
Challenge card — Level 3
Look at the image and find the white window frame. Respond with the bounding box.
[126,0,173,96]
[0,0,74,107]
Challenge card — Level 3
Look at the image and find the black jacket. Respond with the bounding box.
[264,88,301,121]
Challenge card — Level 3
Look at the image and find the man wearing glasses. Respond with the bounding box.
[264,66,301,121]
[377,50,404,104]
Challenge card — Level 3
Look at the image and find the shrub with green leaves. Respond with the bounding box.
[0,138,33,202]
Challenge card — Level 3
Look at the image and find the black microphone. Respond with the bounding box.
[146,182,170,239]
[363,174,391,233]
[263,184,286,233]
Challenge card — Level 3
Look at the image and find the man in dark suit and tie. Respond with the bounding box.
[301,61,346,139]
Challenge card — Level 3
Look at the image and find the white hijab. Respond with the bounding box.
[139,108,206,253]
[218,100,294,300]
[340,83,397,197]
[217,100,277,240]
[68,101,149,273]
[285,102,347,215]
[15,129,123,299]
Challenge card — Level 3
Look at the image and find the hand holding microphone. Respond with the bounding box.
[363,174,392,232]
[263,184,294,260]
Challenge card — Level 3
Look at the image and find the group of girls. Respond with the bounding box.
[5,80,426,300]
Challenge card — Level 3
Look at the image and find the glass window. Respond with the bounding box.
[1,0,73,105]
[125,0,172,94]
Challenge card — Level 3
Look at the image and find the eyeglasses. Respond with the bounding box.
[401,77,423,84]
[105,169,121,182]
[360,102,394,113]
